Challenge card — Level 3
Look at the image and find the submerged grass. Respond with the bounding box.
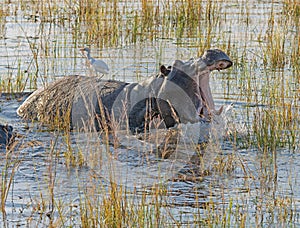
[1,149,20,214]
[0,0,300,227]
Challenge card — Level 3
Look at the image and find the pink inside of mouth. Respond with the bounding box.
[195,70,217,118]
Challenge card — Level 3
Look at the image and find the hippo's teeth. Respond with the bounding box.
[213,105,223,115]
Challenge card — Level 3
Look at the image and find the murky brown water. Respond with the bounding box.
[0,0,299,226]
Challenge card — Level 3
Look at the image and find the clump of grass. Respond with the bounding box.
[202,195,248,227]
[45,168,171,227]
[212,153,236,175]
[250,66,299,151]
[263,10,286,69]
[71,0,225,49]
[291,31,299,70]
[63,132,85,169]
[265,29,286,69]
[234,49,299,152]
[253,101,299,152]
[1,148,21,214]
[0,66,29,94]
[284,0,300,22]
[262,0,299,69]
[76,182,170,227]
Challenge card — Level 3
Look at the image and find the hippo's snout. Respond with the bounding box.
[201,49,233,69]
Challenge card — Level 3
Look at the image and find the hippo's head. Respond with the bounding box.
[166,49,232,121]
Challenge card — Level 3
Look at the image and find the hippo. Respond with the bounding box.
[0,124,14,149]
[17,49,232,134]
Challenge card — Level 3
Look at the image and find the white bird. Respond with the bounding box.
[80,47,109,76]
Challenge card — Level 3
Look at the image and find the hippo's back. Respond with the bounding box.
[17,76,81,125]
[17,76,127,129]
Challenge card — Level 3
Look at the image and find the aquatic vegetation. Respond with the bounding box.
[1,150,20,214]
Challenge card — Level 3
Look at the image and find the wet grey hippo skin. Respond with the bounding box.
[17,49,232,133]
[0,124,13,149]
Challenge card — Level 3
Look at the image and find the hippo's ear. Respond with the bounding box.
[160,65,171,76]
[160,65,167,71]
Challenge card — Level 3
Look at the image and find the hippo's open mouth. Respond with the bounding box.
[195,60,232,119]
[195,70,217,119]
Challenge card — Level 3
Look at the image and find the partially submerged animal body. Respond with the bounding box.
[17,76,128,131]
[17,49,232,137]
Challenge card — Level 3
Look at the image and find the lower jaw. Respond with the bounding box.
[197,106,211,120]
[197,105,223,121]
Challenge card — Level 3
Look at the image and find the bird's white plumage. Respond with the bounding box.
[81,47,109,75]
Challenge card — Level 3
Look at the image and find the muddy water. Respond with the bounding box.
[0,0,299,227]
